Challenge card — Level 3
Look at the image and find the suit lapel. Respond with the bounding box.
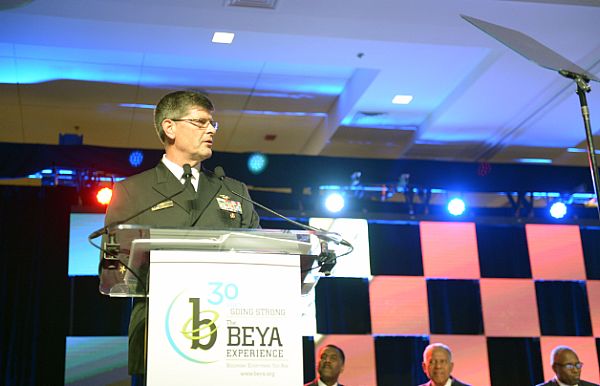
[189,170,221,226]
[151,162,192,215]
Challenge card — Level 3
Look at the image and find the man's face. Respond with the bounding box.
[166,106,216,163]
[422,347,453,386]
[317,346,344,384]
[553,350,582,385]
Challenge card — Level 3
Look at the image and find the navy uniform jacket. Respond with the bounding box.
[101,162,260,374]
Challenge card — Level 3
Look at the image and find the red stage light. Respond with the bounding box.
[96,187,113,205]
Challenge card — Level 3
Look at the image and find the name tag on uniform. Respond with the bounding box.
[216,195,242,214]
[151,200,174,211]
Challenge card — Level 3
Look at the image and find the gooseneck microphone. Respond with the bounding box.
[212,166,354,274]
[88,164,193,240]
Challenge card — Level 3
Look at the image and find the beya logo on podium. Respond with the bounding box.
[183,298,218,350]
[165,283,238,364]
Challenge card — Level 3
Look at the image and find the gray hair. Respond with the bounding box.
[153,90,214,144]
[423,343,453,363]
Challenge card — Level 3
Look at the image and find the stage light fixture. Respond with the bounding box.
[247,152,268,175]
[447,197,466,216]
[324,192,345,213]
[549,201,567,219]
[129,150,144,167]
[96,187,113,206]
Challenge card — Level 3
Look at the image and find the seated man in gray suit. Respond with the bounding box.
[419,343,470,386]
[101,90,260,384]
[304,344,345,386]
[536,345,599,386]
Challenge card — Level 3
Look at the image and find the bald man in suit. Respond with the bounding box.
[536,345,599,386]
[100,90,259,381]
[305,344,346,386]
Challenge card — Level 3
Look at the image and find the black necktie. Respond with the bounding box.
[182,164,195,194]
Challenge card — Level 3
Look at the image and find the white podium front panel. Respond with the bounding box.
[146,250,302,385]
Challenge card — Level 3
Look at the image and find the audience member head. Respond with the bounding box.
[317,344,345,386]
[550,345,584,386]
[422,343,454,386]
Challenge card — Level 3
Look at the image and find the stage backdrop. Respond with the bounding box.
[303,219,600,386]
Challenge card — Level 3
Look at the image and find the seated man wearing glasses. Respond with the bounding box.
[536,345,599,386]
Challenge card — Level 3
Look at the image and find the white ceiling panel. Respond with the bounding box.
[0,0,599,167]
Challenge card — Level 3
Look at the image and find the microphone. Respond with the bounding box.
[211,166,353,275]
[88,163,192,240]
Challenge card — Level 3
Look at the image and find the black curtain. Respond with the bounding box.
[315,277,372,334]
[535,280,592,336]
[581,227,600,279]
[374,335,429,386]
[487,337,544,385]
[426,279,484,335]
[476,224,531,278]
[302,336,315,384]
[0,186,75,385]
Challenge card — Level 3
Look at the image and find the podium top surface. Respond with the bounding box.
[106,224,337,255]
[100,225,337,297]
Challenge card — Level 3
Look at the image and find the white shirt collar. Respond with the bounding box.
[317,380,338,386]
[427,379,453,386]
[554,376,578,386]
[161,155,200,191]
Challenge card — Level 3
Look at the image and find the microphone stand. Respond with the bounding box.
[559,70,600,219]
[461,15,600,220]
[217,173,353,275]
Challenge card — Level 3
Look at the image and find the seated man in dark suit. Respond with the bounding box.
[536,345,599,386]
[419,343,470,386]
[305,344,345,386]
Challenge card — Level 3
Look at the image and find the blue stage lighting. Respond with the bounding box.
[129,150,144,167]
[324,193,345,213]
[549,201,567,219]
[447,198,466,216]
[247,153,268,175]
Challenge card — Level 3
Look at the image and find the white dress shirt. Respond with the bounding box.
[161,155,200,192]
[318,380,339,386]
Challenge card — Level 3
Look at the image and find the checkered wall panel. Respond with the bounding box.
[309,222,600,386]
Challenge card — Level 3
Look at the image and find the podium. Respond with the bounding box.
[99,225,332,385]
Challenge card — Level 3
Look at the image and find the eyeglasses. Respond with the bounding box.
[171,118,218,130]
[556,362,584,370]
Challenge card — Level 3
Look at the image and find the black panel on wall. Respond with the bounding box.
[476,224,531,278]
[368,222,423,276]
[302,336,316,384]
[374,335,429,386]
[315,277,371,334]
[581,227,600,280]
[68,276,131,336]
[597,338,600,372]
[0,186,75,385]
[427,279,484,335]
[487,337,544,385]
[535,280,592,336]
